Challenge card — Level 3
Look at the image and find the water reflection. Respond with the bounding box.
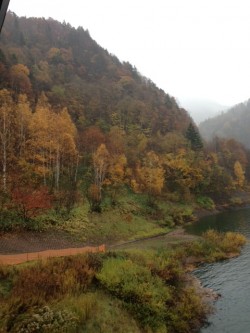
[186,208,250,333]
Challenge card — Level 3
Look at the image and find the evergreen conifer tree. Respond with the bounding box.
[185,122,203,150]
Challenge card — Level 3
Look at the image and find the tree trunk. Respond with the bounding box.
[55,146,60,189]
[2,112,7,192]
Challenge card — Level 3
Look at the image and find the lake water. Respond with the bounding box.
[186,207,250,333]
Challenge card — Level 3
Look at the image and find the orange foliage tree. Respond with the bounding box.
[10,64,32,95]
[12,186,52,221]
[131,151,164,200]
[27,96,78,189]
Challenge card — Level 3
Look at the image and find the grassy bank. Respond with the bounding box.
[2,187,249,249]
[40,191,195,245]
[0,230,246,333]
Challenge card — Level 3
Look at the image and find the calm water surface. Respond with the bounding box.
[186,208,250,333]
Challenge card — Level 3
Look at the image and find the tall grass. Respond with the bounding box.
[184,230,247,262]
[0,231,246,333]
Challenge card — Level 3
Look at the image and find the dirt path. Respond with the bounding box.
[109,227,200,250]
[0,230,102,265]
[0,230,88,254]
[0,244,105,265]
[0,228,199,265]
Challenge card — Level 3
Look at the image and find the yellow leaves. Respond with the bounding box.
[132,151,165,196]
[27,98,78,180]
[10,64,31,94]
[33,165,50,177]
[48,47,72,63]
[108,154,127,187]
[10,63,30,77]
[0,88,16,140]
[59,108,77,138]
[164,151,205,191]
[234,160,245,188]
[16,94,32,137]
[92,145,128,201]
[33,61,51,85]
[33,154,47,163]
[0,89,11,103]
[61,133,77,155]
[47,47,60,60]
[130,179,140,193]
[93,144,110,187]
[209,152,219,164]
[93,144,110,172]
[29,103,76,157]
[118,75,135,90]
[107,126,126,154]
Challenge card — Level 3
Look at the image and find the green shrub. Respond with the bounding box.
[70,292,141,333]
[0,210,22,232]
[196,196,215,210]
[125,249,184,285]
[0,265,15,298]
[169,206,194,225]
[185,230,246,262]
[97,257,171,330]
[203,230,246,254]
[220,231,246,253]
[99,253,206,333]
[168,287,207,333]
[163,215,175,228]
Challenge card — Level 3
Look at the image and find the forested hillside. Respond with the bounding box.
[199,100,250,148]
[0,12,249,229]
[0,12,191,133]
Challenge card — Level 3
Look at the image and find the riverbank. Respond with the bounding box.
[0,230,246,333]
[190,207,250,333]
[194,190,250,220]
[1,188,250,255]
[184,273,218,313]
[0,242,212,333]
[0,196,248,332]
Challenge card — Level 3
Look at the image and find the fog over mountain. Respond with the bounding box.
[178,97,229,125]
[199,99,250,148]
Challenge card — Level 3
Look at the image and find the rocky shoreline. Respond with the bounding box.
[185,199,250,332]
[184,272,220,308]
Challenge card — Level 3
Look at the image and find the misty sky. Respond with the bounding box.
[7,0,250,106]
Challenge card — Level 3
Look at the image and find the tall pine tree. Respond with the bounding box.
[185,122,203,151]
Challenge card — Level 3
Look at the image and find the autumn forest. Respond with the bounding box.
[0,10,249,333]
[0,12,248,227]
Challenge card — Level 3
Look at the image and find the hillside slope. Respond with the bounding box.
[0,11,248,226]
[0,11,191,135]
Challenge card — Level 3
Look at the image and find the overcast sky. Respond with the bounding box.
[7,0,250,106]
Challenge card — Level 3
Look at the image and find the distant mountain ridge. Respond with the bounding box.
[199,99,250,148]
[179,97,228,124]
